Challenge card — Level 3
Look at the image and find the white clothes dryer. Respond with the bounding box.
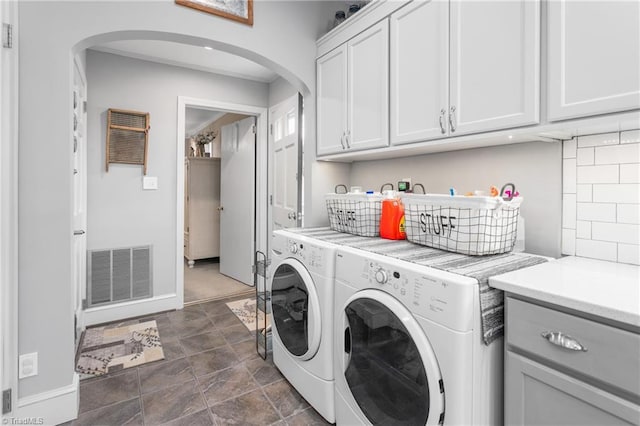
[333,246,503,425]
[269,229,337,423]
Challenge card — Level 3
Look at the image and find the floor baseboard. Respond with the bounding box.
[183,288,255,307]
[15,373,79,426]
[83,293,180,327]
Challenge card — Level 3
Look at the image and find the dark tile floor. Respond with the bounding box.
[66,295,331,426]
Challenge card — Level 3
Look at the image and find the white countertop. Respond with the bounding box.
[490,256,640,327]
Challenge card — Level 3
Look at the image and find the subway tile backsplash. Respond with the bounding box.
[562,131,640,265]
[595,143,640,165]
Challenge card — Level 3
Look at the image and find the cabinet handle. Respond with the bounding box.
[449,106,457,133]
[74,230,85,236]
[340,131,346,150]
[439,109,446,134]
[541,331,588,352]
[345,130,351,149]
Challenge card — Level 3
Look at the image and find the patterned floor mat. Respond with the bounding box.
[226,298,271,334]
[75,320,164,377]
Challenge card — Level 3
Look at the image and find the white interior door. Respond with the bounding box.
[220,116,256,286]
[1,0,18,415]
[73,57,87,347]
[270,93,301,233]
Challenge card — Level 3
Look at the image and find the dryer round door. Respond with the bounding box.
[270,259,322,360]
[338,289,445,425]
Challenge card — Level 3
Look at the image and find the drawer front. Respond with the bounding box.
[507,297,640,397]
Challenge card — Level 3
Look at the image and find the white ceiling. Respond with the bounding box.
[185,108,225,137]
[91,39,278,83]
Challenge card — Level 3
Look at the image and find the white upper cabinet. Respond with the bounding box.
[548,1,640,121]
[450,0,540,135]
[390,0,448,144]
[317,20,389,156]
[390,0,540,146]
[347,20,389,152]
[317,44,348,156]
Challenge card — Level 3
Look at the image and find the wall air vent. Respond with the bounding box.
[87,246,152,307]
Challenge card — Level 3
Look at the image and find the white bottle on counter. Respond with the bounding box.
[514,216,525,252]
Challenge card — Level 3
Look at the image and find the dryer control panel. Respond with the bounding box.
[336,248,477,332]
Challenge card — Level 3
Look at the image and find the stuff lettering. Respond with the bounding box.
[419,213,456,237]
[336,209,356,227]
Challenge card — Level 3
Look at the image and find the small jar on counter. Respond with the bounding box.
[333,10,346,28]
[347,4,360,18]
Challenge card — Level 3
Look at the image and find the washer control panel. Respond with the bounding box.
[337,249,475,332]
[286,238,331,273]
[374,268,388,284]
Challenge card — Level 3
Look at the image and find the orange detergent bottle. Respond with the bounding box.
[380,191,406,240]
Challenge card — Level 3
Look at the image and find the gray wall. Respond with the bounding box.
[18,0,340,400]
[86,50,268,296]
[348,142,563,257]
[268,76,297,107]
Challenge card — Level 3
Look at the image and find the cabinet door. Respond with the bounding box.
[450,0,540,135]
[347,19,389,152]
[548,1,640,121]
[317,45,348,156]
[390,0,448,145]
[505,351,640,425]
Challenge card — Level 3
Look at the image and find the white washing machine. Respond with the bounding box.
[334,246,503,426]
[269,230,337,423]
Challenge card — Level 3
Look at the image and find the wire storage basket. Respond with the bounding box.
[325,186,383,237]
[401,194,523,255]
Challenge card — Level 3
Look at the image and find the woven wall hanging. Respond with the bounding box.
[106,108,150,175]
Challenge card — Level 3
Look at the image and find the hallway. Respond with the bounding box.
[184,259,253,304]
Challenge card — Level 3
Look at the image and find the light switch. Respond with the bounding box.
[19,352,38,378]
[143,176,158,190]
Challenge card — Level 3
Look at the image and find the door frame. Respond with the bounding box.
[176,96,267,307]
[1,0,19,416]
[72,54,88,344]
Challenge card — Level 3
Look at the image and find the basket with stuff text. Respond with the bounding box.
[401,193,523,255]
[325,185,383,237]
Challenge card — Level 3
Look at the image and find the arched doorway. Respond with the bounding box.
[73,32,309,325]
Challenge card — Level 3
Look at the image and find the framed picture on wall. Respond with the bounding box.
[175,0,253,26]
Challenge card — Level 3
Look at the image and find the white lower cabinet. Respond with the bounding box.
[504,297,640,425]
[506,353,639,425]
[548,1,640,121]
[317,19,388,156]
[390,0,540,146]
